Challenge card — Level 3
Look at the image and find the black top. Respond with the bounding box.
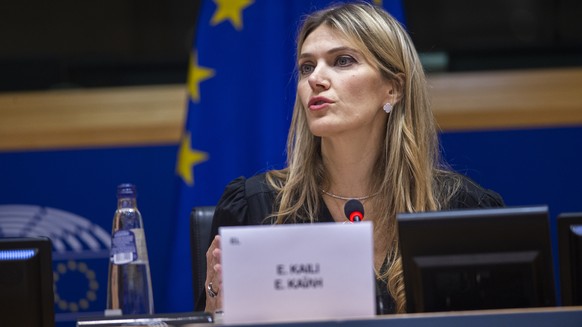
[198,172,504,313]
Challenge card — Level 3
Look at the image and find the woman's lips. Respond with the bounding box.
[308,97,333,110]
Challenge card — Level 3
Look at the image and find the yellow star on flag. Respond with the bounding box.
[177,132,209,186]
[188,51,215,103]
[210,0,253,31]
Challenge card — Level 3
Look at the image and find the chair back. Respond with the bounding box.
[190,206,215,311]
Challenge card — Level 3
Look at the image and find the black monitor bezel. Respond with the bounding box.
[0,237,54,327]
[397,205,556,313]
[557,212,582,306]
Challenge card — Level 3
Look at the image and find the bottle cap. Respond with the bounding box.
[117,183,137,198]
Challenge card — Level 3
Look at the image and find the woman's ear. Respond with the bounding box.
[388,73,405,105]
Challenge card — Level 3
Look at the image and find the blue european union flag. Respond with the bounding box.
[167,0,404,312]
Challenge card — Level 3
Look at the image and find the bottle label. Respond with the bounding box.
[132,228,149,264]
[111,230,138,264]
[110,229,149,265]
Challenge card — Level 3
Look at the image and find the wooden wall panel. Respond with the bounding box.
[1,67,581,151]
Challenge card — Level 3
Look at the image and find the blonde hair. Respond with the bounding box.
[266,2,459,313]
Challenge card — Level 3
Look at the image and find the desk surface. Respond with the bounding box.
[220,306,582,327]
[77,306,582,327]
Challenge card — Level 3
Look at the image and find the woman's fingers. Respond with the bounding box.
[205,235,224,312]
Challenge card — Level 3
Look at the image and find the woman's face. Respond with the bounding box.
[297,25,393,139]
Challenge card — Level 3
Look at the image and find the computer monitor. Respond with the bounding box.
[557,212,582,306]
[397,206,555,313]
[0,237,55,327]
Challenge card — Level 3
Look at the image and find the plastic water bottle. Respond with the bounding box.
[106,183,154,315]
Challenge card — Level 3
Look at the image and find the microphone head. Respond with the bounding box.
[344,199,365,222]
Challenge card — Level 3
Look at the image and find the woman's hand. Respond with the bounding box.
[204,235,223,313]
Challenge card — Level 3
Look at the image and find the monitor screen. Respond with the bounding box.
[557,212,582,306]
[397,206,555,313]
[0,237,55,327]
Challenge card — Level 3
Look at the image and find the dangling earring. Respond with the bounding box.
[383,102,392,114]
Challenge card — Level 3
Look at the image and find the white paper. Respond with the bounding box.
[220,222,376,324]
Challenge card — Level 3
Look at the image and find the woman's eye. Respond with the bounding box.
[300,63,314,75]
[336,56,356,67]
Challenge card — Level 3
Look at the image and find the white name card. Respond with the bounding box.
[220,222,376,324]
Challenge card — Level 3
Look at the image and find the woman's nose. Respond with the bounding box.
[307,65,330,91]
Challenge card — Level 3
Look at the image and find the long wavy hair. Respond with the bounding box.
[266,2,459,313]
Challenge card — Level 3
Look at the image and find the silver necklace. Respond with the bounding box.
[321,189,381,201]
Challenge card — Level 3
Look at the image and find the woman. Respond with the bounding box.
[200,2,503,314]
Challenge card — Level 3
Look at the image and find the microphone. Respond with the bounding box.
[344,199,364,222]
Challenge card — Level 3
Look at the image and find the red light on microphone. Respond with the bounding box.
[349,211,364,222]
